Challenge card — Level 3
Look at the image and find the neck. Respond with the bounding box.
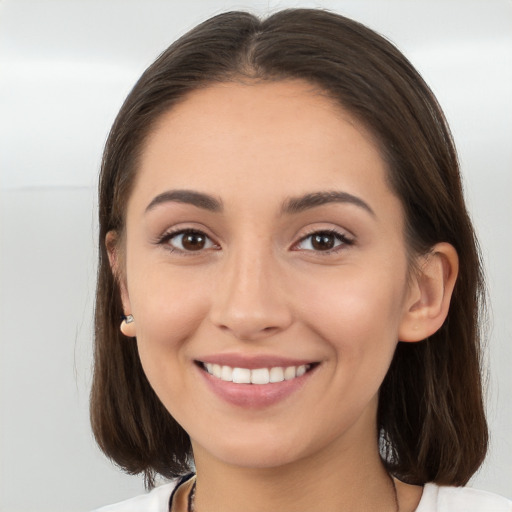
[191,421,398,512]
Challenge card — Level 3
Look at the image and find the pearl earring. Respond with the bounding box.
[120,314,136,337]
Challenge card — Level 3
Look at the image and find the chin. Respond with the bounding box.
[191,431,305,470]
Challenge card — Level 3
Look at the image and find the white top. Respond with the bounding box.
[92,481,512,512]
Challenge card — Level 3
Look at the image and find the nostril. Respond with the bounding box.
[209,290,294,340]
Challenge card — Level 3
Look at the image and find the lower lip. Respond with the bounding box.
[197,365,316,408]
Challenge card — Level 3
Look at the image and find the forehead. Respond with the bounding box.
[130,80,399,220]
[146,80,377,157]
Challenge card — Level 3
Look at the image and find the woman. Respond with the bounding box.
[90,8,511,512]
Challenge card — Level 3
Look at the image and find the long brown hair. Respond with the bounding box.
[91,8,488,488]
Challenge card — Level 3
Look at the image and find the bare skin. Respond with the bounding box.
[112,80,457,512]
[171,475,424,512]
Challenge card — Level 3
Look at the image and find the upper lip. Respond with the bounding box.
[195,353,318,369]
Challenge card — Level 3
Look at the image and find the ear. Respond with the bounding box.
[106,230,136,338]
[398,242,459,342]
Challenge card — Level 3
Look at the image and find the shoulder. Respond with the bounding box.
[417,483,512,512]
[91,482,176,512]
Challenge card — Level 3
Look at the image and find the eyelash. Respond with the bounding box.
[293,229,354,254]
[156,228,354,255]
[156,228,219,255]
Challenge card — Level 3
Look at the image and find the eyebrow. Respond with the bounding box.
[145,188,374,217]
[281,191,375,216]
[145,189,223,213]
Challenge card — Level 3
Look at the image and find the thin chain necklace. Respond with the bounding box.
[185,474,400,512]
[187,480,196,512]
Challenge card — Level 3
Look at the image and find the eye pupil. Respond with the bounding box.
[182,232,206,251]
[312,233,335,250]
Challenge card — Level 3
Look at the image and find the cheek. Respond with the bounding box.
[294,269,408,425]
[128,255,211,331]
[295,267,407,357]
[127,267,212,378]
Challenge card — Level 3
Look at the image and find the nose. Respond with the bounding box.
[208,246,293,341]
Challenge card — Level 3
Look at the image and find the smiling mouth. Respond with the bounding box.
[197,361,318,385]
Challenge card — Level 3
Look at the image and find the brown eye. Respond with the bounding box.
[167,230,216,252]
[296,230,352,252]
[182,232,206,250]
[311,233,336,250]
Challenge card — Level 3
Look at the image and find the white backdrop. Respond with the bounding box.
[0,1,511,510]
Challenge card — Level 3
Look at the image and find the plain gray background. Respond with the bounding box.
[0,1,511,510]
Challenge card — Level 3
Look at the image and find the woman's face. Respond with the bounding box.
[118,80,418,469]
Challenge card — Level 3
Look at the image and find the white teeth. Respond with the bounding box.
[296,365,307,377]
[212,364,222,378]
[251,368,270,385]
[221,365,233,381]
[284,366,296,380]
[203,363,311,384]
[269,367,284,383]
[232,367,251,384]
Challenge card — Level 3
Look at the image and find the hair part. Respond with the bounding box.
[91,8,488,488]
